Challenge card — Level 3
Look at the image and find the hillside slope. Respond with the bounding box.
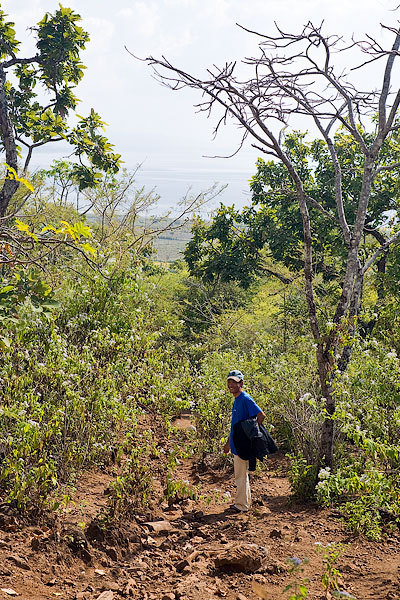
[0,421,399,600]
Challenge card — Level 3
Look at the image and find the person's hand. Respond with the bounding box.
[223,440,230,454]
[257,410,266,425]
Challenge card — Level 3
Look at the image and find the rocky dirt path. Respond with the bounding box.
[0,449,399,600]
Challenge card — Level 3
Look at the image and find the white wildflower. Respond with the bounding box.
[318,467,331,481]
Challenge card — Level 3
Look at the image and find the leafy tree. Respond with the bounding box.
[184,206,266,289]
[250,130,400,278]
[186,129,400,291]
[0,5,121,217]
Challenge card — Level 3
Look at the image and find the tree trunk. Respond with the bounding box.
[0,67,20,217]
[316,343,335,467]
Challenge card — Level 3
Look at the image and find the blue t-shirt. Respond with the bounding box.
[229,390,262,455]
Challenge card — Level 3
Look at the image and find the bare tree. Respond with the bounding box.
[135,21,400,467]
[0,164,224,282]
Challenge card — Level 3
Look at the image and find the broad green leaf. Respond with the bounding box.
[59,220,77,240]
[73,221,92,238]
[81,242,96,256]
[0,337,11,349]
[15,219,38,241]
[4,164,34,191]
[15,219,30,233]
[40,225,59,234]
[41,300,60,309]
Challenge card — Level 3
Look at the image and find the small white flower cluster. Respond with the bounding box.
[299,392,312,402]
[318,466,331,481]
[316,478,329,494]
[316,466,332,498]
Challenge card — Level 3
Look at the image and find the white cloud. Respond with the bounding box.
[85,16,115,41]
[202,0,230,26]
[82,16,115,58]
[163,0,196,6]
[133,1,160,37]
[152,29,196,55]
[116,7,135,18]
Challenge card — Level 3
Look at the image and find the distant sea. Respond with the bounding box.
[30,147,256,217]
[133,167,254,216]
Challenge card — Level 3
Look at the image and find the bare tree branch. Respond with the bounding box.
[375,161,400,175]
[362,229,400,275]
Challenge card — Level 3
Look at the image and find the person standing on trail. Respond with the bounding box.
[223,370,266,513]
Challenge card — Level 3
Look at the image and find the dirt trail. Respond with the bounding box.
[0,445,399,600]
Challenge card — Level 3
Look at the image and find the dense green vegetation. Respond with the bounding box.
[1,6,399,545]
[185,129,400,289]
[1,160,399,539]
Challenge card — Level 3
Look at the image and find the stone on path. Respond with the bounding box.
[123,578,137,597]
[6,555,30,570]
[96,592,114,600]
[144,521,173,534]
[252,580,269,600]
[269,528,282,539]
[214,543,265,573]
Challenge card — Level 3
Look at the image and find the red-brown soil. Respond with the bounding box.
[0,426,399,600]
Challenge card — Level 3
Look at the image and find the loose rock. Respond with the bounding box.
[269,529,282,539]
[7,555,31,571]
[144,521,174,534]
[214,544,264,573]
[123,578,137,597]
[63,527,93,564]
[96,592,114,600]
[175,559,190,573]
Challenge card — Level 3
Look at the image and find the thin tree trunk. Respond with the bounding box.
[0,67,20,217]
[316,344,335,467]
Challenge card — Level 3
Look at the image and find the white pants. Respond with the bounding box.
[234,454,251,511]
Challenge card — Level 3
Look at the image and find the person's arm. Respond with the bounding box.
[245,392,265,425]
[223,438,230,454]
[257,410,266,425]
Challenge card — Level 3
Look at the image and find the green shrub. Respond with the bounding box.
[287,453,318,501]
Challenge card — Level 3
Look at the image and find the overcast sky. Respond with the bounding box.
[3,0,400,211]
